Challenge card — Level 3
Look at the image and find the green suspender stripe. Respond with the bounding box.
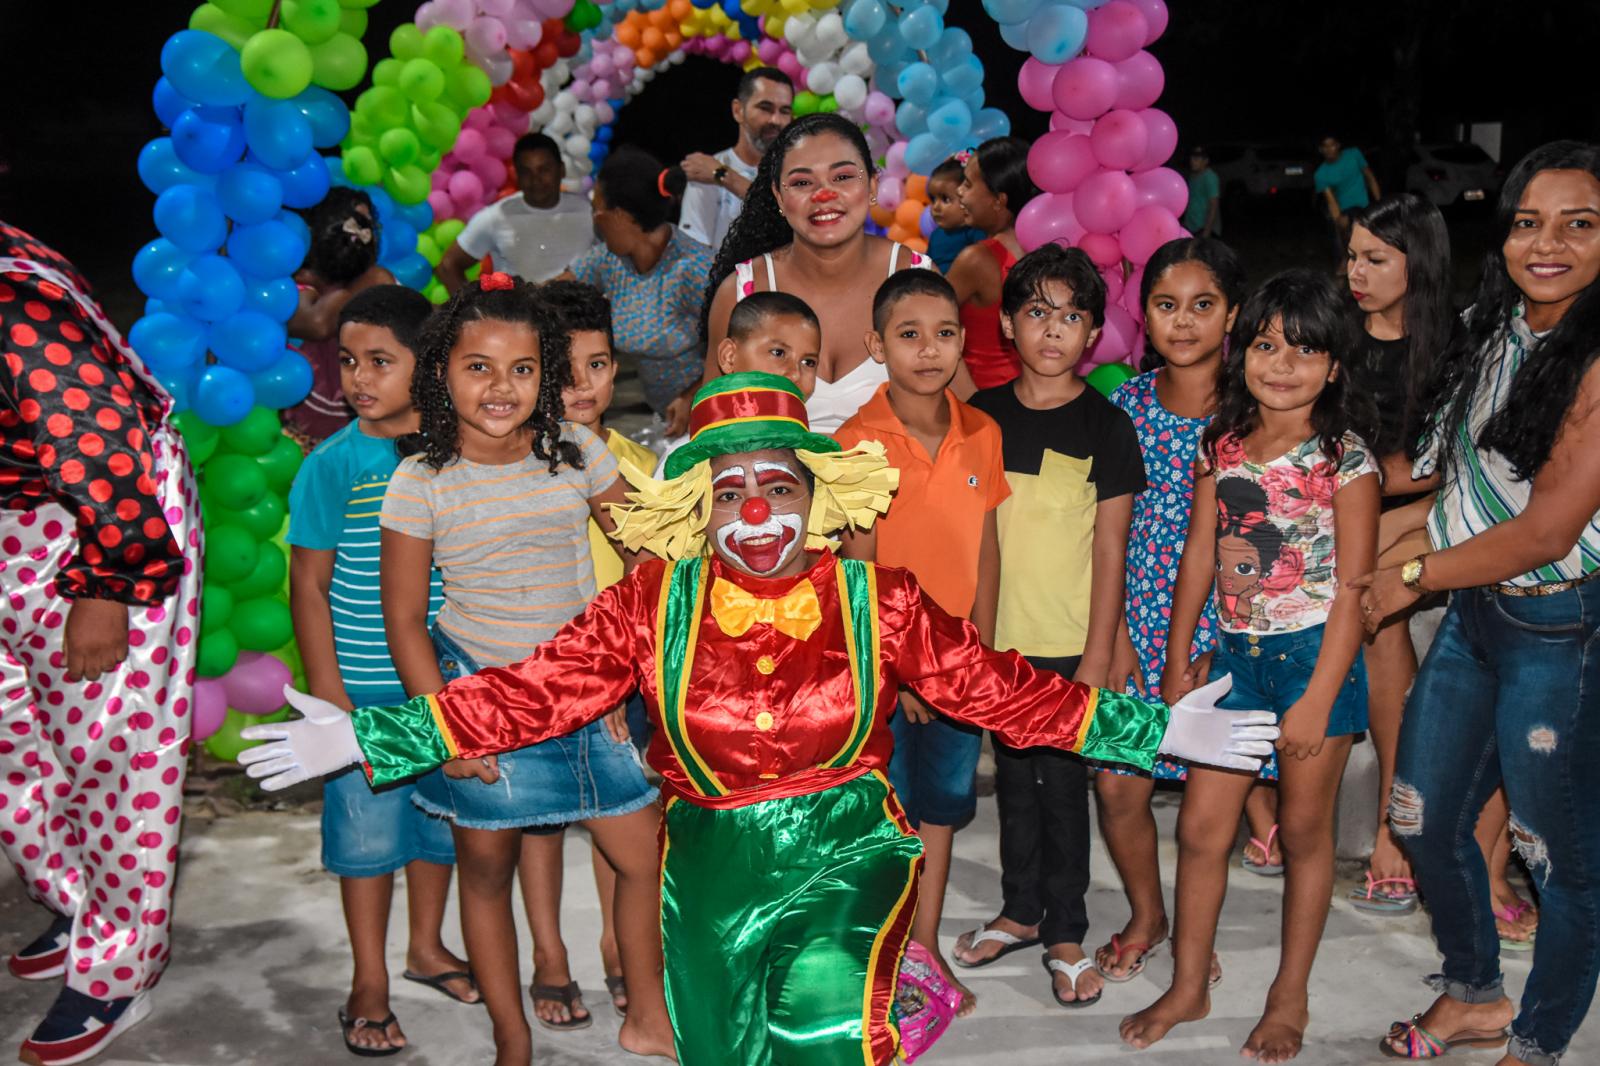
[824,558,880,770]
[654,558,728,798]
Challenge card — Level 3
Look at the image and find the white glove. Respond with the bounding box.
[1157,674,1280,773]
[237,686,364,791]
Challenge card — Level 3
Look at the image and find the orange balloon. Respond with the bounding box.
[893,199,923,229]
[904,175,928,202]
[665,30,683,49]
[869,204,895,227]
[636,47,658,67]
[642,26,666,51]
[668,0,692,18]
[649,7,673,27]
[616,22,641,47]
[887,224,915,245]
[904,236,929,254]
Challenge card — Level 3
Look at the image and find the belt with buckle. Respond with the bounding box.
[1493,569,1600,597]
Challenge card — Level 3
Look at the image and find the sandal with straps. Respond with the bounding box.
[951,926,1041,969]
[1350,872,1420,914]
[1093,933,1164,983]
[1241,824,1283,876]
[1043,955,1102,1009]
[530,981,593,1031]
[338,1009,402,1058]
[1379,1015,1509,1059]
[1494,900,1537,952]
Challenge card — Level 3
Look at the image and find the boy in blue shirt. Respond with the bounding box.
[287,286,479,1056]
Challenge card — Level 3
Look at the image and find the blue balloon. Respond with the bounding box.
[217,163,284,224]
[998,16,1034,50]
[133,239,197,301]
[177,254,245,322]
[365,186,396,220]
[128,312,208,372]
[378,219,419,263]
[929,27,972,67]
[904,132,948,176]
[1028,3,1089,63]
[228,220,306,280]
[275,210,312,252]
[981,0,1043,23]
[194,364,256,426]
[160,30,250,108]
[244,99,314,172]
[896,63,939,107]
[138,138,211,195]
[895,99,929,137]
[249,351,313,410]
[867,25,911,64]
[923,0,949,12]
[940,55,985,97]
[243,276,300,322]
[971,108,1012,143]
[595,125,613,144]
[172,107,247,174]
[292,86,350,149]
[926,98,973,144]
[210,310,288,372]
[277,153,331,209]
[390,253,432,290]
[155,184,229,253]
[898,5,943,50]
[397,200,435,234]
[844,0,887,38]
[157,368,195,413]
[152,77,193,129]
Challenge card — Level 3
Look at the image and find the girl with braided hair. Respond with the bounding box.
[380,273,673,1064]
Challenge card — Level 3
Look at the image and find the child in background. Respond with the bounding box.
[949,137,1038,391]
[378,274,674,1064]
[1094,239,1245,987]
[958,245,1146,1008]
[925,156,985,274]
[512,280,656,1027]
[286,285,479,1057]
[835,270,1007,1016]
[1122,269,1378,1062]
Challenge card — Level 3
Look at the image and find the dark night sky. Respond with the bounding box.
[1,0,1595,323]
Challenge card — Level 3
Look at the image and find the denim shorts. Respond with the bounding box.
[1210,624,1368,736]
[322,764,456,878]
[414,626,658,830]
[888,703,983,827]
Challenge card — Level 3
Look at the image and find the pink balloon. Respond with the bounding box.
[484,126,516,159]
[430,166,450,191]
[490,100,526,126]
[466,17,508,58]
[1078,231,1124,268]
[1099,264,1125,305]
[1113,51,1165,111]
[758,37,782,63]
[1136,107,1178,171]
[1089,109,1149,171]
[1089,304,1138,361]
[464,107,493,131]
[472,154,506,189]
[1124,263,1146,316]
[1015,193,1083,253]
[1131,166,1187,215]
[1049,112,1095,135]
[1125,0,1169,43]
[1085,1,1148,63]
[192,678,229,741]
[1028,132,1098,194]
[432,0,475,31]
[480,0,515,16]
[885,140,910,178]
[864,91,896,127]
[1076,169,1139,234]
[1119,204,1185,265]
[776,52,803,82]
[453,127,487,165]
[878,175,904,210]
[730,40,752,63]
[1017,57,1060,113]
[449,170,486,212]
[1052,57,1119,122]
[221,652,292,716]
[415,2,443,33]
[428,189,455,220]
[593,101,615,125]
[505,17,542,50]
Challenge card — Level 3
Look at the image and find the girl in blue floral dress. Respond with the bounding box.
[1094,239,1247,983]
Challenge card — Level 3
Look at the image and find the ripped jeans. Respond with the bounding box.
[1391,581,1600,1065]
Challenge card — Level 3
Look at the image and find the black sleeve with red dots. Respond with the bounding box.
[0,226,184,606]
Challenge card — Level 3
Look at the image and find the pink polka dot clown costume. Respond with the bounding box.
[0,221,201,1066]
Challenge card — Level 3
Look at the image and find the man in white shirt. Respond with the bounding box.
[678,67,794,254]
[438,132,596,290]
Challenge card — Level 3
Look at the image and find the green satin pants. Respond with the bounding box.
[660,771,925,1066]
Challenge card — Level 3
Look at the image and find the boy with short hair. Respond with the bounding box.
[959,245,1146,1008]
[287,285,479,1056]
[926,156,985,273]
[835,269,1008,1013]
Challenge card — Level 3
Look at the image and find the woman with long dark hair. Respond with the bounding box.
[1356,141,1600,1064]
[948,136,1037,390]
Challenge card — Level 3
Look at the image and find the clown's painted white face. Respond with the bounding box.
[707,449,813,578]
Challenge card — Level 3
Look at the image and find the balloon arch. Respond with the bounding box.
[130,0,1181,758]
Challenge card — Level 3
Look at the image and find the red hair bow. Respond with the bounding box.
[479,271,515,291]
[1217,498,1268,536]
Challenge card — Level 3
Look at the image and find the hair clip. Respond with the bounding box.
[952,149,974,165]
[479,271,515,291]
[657,168,673,198]
[340,216,374,244]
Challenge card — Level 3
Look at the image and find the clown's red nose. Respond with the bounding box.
[740,497,771,526]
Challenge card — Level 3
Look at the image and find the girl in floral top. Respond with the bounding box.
[1121,269,1379,1063]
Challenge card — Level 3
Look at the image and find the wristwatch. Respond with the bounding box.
[713,165,729,185]
[1400,555,1428,591]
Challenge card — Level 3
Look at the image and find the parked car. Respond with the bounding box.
[1405,142,1501,207]
[1210,142,1316,200]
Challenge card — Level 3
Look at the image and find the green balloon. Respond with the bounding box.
[1085,361,1138,397]
[231,597,294,651]
[411,101,459,151]
[792,91,820,116]
[337,0,382,8]
[398,58,445,104]
[241,28,314,99]
[310,32,367,91]
[258,434,305,493]
[418,147,442,173]
[281,0,341,45]
[357,85,409,130]
[204,523,260,586]
[214,0,274,17]
[818,94,839,114]
[434,218,465,246]
[379,127,421,166]
[564,0,598,31]
[190,3,259,49]
[371,56,402,88]
[204,708,261,762]
[390,22,425,61]
[445,65,492,111]
[196,627,240,678]
[233,492,287,540]
[339,8,368,36]
[423,279,448,305]
[417,234,442,267]
[343,145,382,186]
[173,410,220,465]
[206,453,269,509]
[200,581,235,636]
[382,164,430,205]
[231,540,289,599]
[421,26,465,69]
[463,261,481,282]
[218,405,282,457]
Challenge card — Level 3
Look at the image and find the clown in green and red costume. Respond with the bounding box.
[244,373,1276,1065]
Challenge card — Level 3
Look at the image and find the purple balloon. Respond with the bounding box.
[1113,51,1165,111]
[192,677,229,741]
[1029,132,1099,194]
[1089,109,1149,171]
[920,206,936,239]
[1136,107,1179,171]
[1132,166,1187,215]
[1076,169,1139,234]
[1015,192,1084,253]
[1085,0,1149,63]
[1052,57,1119,122]
[1119,204,1185,265]
[221,651,292,716]
[1017,57,1059,113]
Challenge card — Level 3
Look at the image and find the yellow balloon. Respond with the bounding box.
[765,13,787,38]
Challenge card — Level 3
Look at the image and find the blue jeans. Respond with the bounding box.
[1393,583,1600,1065]
[888,707,982,827]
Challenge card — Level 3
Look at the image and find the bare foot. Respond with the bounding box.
[344,986,406,1052]
[1382,994,1513,1058]
[1047,943,1103,1004]
[619,1014,679,1059]
[951,915,1038,967]
[1120,986,1209,1049]
[1368,825,1413,884]
[405,946,482,1004]
[1240,1002,1308,1062]
[1095,915,1170,980]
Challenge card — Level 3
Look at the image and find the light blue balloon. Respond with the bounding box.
[244,99,314,173]
[928,27,972,67]
[249,351,313,410]
[194,364,256,426]
[940,54,984,97]
[243,276,300,323]
[957,86,986,116]
[981,0,1043,23]
[896,63,939,107]
[875,57,912,91]
[160,30,250,108]
[277,153,331,209]
[228,220,306,280]
[129,312,208,373]
[843,0,887,39]
[155,184,229,253]
[138,138,211,195]
[867,25,909,64]
[172,107,247,174]
[210,310,288,373]
[1028,2,1090,63]
[177,254,245,322]
[292,86,350,149]
[998,16,1033,50]
[217,163,284,225]
[898,5,943,50]
[133,239,197,301]
[152,78,193,129]
[926,98,972,144]
[904,132,947,176]
[895,99,929,137]
[1062,0,1110,7]
[923,0,949,13]
[971,108,1012,142]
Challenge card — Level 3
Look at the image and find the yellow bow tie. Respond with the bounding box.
[709,577,822,642]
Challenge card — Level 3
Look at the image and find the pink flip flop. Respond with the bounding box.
[1241,824,1283,876]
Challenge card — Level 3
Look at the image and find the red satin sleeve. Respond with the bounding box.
[431,561,656,758]
[881,568,1096,750]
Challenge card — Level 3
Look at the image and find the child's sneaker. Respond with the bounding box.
[19,986,151,1065]
[8,915,72,980]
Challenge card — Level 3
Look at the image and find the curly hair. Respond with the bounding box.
[1415,140,1600,479]
[1202,268,1361,470]
[300,186,380,285]
[539,279,613,347]
[703,114,877,339]
[400,277,580,475]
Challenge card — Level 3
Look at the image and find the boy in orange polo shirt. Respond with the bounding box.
[836,270,1007,1013]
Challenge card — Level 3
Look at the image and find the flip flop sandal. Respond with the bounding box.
[605,975,629,1017]
[1043,956,1103,1009]
[951,927,1041,969]
[1241,824,1284,876]
[1493,901,1537,952]
[338,1010,402,1058]
[531,981,594,1031]
[401,968,482,1005]
[1350,873,1420,914]
[1209,953,1223,990]
[1379,1015,1509,1059]
[1093,933,1164,983]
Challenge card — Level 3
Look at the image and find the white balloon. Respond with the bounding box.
[807,61,840,96]
[814,12,847,49]
[839,41,874,77]
[554,89,579,112]
[569,157,594,178]
[550,59,571,83]
[669,50,687,65]
[784,14,815,48]
[547,109,573,135]
[638,68,656,83]
[529,98,556,127]
[483,52,515,86]
[574,104,597,133]
[833,73,868,110]
[565,134,592,158]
